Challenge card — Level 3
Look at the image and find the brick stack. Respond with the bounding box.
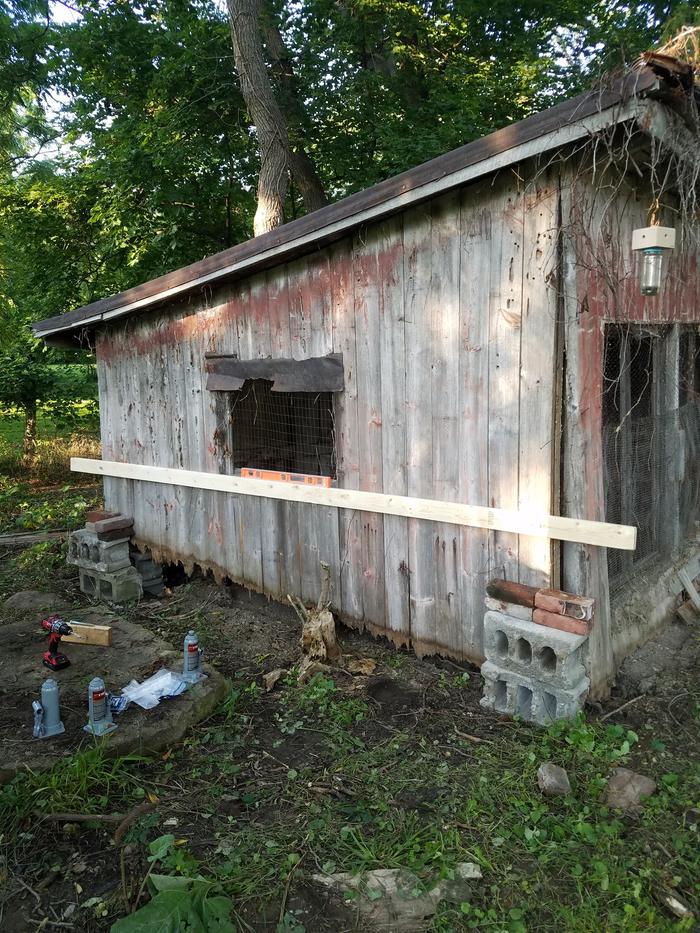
[480,579,593,726]
[67,511,142,603]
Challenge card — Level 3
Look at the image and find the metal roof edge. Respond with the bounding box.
[33,68,659,341]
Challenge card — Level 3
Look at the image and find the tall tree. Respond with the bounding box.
[227,0,326,234]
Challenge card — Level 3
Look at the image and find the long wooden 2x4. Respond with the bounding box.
[71,458,637,551]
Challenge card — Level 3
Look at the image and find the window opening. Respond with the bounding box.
[227,379,336,479]
[603,325,666,589]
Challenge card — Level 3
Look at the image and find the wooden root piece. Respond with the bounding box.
[289,561,341,665]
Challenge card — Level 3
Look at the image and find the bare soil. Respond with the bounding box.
[1,563,698,932]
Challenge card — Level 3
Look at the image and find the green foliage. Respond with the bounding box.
[111,835,236,933]
[0,477,100,532]
[274,672,368,739]
[0,746,144,837]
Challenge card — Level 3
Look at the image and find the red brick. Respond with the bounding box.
[93,515,134,534]
[96,526,134,542]
[85,509,119,525]
[535,588,594,621]
[485,579,539,609]
[533,608,592,636]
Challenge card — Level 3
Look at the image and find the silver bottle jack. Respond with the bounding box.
[84,676,118,736]
[32,679,65,739]
[182,630,204,683]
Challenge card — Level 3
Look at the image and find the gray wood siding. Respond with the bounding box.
[96,169,559,663]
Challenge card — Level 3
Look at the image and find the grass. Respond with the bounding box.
[0,407,101,534]
[0,405,100,486]
[4,667,695,931]
[0,480,697,931]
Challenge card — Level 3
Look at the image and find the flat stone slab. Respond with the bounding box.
[0,615,228,785]
[606,768,656,810]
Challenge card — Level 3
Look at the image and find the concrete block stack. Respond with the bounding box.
[130,547,165,598]
[67,511,142,603]
[480,580,593,726]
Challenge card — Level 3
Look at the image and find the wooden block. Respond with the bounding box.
[533,608,591,637]
[484,596,534,621]
[535,588,595,621]
[486,579,539,609]
[677,568,700,612]
[677,599,700,626]
[62,622,113,647]
[93,515,134,534]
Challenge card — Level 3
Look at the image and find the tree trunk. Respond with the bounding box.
[22,399,37,467]
[227,0,327,234]
[227,0,291,235]
[260,13,328,213]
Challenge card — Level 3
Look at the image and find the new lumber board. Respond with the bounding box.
[72,458,638,550]
[62,622,113,647]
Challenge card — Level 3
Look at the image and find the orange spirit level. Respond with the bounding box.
[241,468,332,488]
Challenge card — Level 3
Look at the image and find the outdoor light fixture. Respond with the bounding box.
[631,225,676,297]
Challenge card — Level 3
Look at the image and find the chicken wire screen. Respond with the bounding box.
[603,323,700,600]
[227,379,336,478]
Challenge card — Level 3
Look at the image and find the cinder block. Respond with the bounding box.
[535,588,594,621]
[480,660,588,725]
[483,610,588,689]
[533,607,591,636]
[79,566,142,603]
[67,529,131,573]
[130,549,165,597]
[484,596,533,621]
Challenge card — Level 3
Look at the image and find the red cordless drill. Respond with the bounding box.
[41,615,73,670]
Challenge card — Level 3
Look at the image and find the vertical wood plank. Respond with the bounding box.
[353,226,386,629]
[238,277,265,592]
[304,251,340,606]
[403,204,435,655]
[260,268,292,599]
[560,172,613,698]
[458,184,492,662]
[378,215,410,647]
[330,240,364,624]
[431,193,462,656]
[220,283,249,585]
[518,169,559,588]
[488,174,524,582]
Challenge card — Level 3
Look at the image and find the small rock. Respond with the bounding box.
[348,657,377,676]
[264,668,286,692]
[662,890,694,920]
[297,657,331,685]
[4,590,66,612]
[537,762,571,796]
[313,863,481,932]
[606,768,656,810]
[684,807,700,828]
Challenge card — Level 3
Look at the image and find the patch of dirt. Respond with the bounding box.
[3,557,698,931]
[614,619,698,698]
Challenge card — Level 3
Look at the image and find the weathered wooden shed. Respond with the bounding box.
[35,62,700,698]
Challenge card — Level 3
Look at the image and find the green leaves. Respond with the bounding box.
[110,887,236,933]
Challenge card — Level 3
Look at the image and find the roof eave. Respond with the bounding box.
[33,71,661,342]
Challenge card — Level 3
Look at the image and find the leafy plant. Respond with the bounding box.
[111,835,236,933]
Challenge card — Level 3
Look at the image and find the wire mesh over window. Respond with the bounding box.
[228,379,336,478]
[603,324,700,600]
